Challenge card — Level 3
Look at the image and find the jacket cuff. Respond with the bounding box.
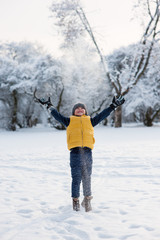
[109,104,116,110]
[48,106,54,113]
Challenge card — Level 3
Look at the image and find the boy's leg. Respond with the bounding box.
[70,152,82,199]
[82,174,92,196]
[81,149,93,212]
[81,150,92,197]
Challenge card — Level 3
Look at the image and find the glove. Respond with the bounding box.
[110,95,125,110]
[37,97,53,109]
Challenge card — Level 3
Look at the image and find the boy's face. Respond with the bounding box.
[74,107,86,116]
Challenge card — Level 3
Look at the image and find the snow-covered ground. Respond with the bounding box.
[0,125,160,240]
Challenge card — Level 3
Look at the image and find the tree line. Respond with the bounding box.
[0,0,160,130]
[0,39,159,130]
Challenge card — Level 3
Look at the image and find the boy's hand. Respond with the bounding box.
[37,97,53,109]
[110,95,125,109]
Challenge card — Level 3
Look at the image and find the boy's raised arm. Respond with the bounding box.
[91,95,125,127]
[35,96,70,127]
[91,106,113,127]
[49,107,70,127]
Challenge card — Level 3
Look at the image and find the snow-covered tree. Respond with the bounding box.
[50,0,85,48]
[0,40,111,130]
[107,40,160,126]
[124,42,160,126]
[0,42,64,130]
[50,0,160,128]
[50,0,112,121]
[125,78,160,126]
[106,0,160,127]
[60,39,110,118]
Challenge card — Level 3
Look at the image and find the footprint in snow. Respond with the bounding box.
[94,227,104,231]
[121,234,137,240]
[129,224,141,229]
[143,225,154,231]
[17,209,33,214]
[98,233,115,239]
[129,224,154,232]
[17,209,33,218]
[19,197,30,202]
[40,201,47,206]
[119,209,128,215]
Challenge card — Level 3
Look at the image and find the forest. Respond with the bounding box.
[0,0,160,130]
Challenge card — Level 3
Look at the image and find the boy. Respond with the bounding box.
[38,96,125,212]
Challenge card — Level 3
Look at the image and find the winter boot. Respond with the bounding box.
[81,196,93,212]
[72,198,80,211]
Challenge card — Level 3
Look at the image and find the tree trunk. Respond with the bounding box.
[144,118,153,127]
[143,108,153,127]
[114,106,122,128]
[10,90,18,131]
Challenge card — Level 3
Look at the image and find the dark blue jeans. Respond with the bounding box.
[70,147,93,198]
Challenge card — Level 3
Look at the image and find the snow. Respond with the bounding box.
[0,125,160,240]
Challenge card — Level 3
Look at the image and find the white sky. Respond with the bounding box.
[0,0,143,57]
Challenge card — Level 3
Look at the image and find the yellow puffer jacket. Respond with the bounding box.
[67,115,95,150]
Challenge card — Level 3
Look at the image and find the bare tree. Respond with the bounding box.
[109,0,160,126]
[50,0,160,127]
[50,0,108,77]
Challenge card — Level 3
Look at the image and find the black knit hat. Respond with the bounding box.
[72,103,88,115]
